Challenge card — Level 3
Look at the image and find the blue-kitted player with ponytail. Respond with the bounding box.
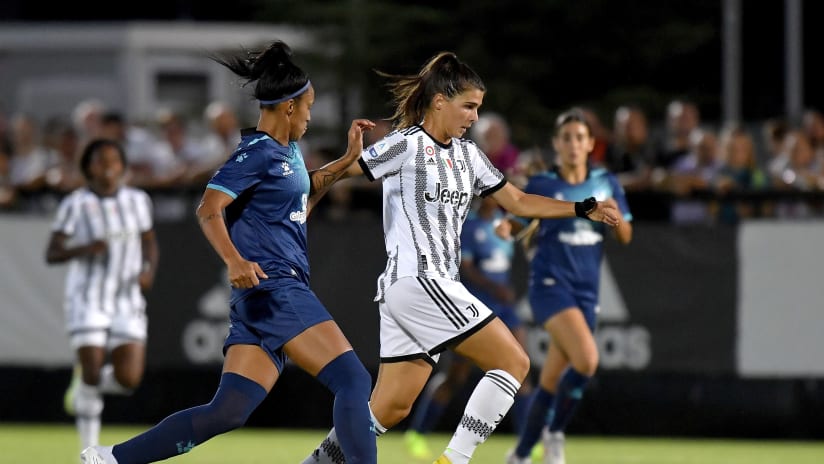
[81,40,378,464]
[505,109,633,464]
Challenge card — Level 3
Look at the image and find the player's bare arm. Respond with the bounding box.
[45,232,107,264]
[139,229,160,291]
[196,188,268,288]
[307,119,375,212]
[491,182,620,226]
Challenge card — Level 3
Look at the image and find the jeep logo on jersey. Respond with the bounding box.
[424,182,470,206]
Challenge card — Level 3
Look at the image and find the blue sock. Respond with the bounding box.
[112,372,267,464]
[548,368,590,433]
[509,390,530,435]
[316,350,376,464]
[514,387,554,457]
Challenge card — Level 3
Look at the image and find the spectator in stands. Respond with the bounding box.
[656,99,700,169]
[43,117,85,195]
[471,112,520,177]
[8,113,50,194]
[575,106,611,167]
[773,130,822,217]
[71,99,106,148]
[714,126,768,223]
[802,109,824,168]
[605,105,654,191]
[146,109,197,189]
[99,112,161,188]
[762,117,789,182]
[666,128,722,224]
[190,101,242,185]
[0,149,15,209]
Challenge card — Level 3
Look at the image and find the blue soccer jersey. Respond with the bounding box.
[206,129,310,302]
[460,209,513,305]
[524,167,632,300]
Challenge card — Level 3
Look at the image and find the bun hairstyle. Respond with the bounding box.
[80,138,127,180]
[211,40,310,107]
[377,51,485,129]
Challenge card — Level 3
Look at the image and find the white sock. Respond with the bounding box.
[75,382,103,450]
[302,405,388,464]
[98,364,132,395]
[443,369,520,464]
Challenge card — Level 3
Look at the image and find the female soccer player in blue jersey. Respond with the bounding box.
[81,40,378,464]
[506,109,633,464]
[302,53,621,464]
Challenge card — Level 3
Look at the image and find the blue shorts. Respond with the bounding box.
[528,276,597,332]
[224,278,333,372]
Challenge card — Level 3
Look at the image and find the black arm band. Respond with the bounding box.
[574,197,597,219]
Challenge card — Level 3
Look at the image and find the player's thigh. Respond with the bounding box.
[223,344,281,392]
[370,359,432,426]
[109,342,146,387]
[283,320,354,377]
[544,308,598,375]
[453,317,529,380]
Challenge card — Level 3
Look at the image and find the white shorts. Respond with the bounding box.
[66,295,148,350]
[379,276,495,366]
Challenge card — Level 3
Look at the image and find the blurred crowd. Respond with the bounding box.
[2,98,824,223]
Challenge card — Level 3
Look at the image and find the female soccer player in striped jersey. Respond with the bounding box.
[303,52,620,464]
[505,109,633,464]
[81,40,378,464]
[46,138,159,453]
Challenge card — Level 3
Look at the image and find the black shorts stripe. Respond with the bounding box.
[429,279,470,325]
[428,313,496,356]
[417,277,462,329]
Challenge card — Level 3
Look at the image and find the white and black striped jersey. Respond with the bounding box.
[358,125,506,302]
[51,187,154,317]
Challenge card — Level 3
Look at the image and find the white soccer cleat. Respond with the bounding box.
[542,430,565,464]
[80,445,117,464]
[505,448,532,464]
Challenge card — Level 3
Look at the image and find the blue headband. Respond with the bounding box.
[259,81,311,105]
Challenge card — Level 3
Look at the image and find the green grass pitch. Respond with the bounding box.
[2,423,822,464]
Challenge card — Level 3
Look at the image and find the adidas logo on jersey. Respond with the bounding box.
[424,182,469,206]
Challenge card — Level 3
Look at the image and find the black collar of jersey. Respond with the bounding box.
[552,164,592,180]
[417,125,452,149]
[241,127,269,137]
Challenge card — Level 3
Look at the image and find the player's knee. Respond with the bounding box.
[572,351,598,377]
[505,348,531,383]
[115,370,143,390]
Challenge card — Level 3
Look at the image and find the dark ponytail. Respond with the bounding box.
[377,51,485,129]
[211,40,309,107]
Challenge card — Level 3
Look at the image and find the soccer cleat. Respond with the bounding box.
[80,446,117,464]
[542,431,565,464]
[64,365,81,416]
[505,448,532,464]
[530,443,544,461]
[433,455,452,464]
[404,430,432,460]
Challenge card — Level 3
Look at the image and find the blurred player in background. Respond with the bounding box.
[45,138,159,453]
[504,109,633,464]
[80,40,377,464]
[303,51,619,464]
[404,194,533,460]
